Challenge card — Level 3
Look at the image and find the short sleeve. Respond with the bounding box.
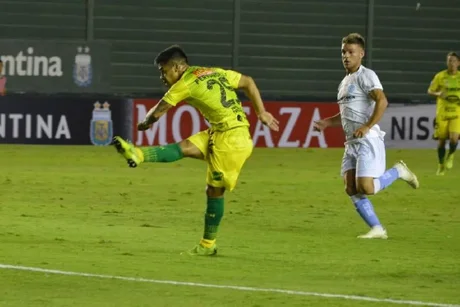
[428,73,440,92]
[358,69,383,93]
[224,70,242,89]
[162,79,190,106]
[214,68,242,89]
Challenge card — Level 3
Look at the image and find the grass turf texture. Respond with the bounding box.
[0,145,459,306]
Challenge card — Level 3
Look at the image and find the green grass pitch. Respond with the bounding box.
[0,145,459,307]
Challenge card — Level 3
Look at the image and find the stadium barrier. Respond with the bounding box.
[0,96,438,149]
[379,104,437,149]
[0,95,132,145]
[133,99,345,148]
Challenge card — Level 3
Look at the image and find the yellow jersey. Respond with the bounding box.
[162,66,249,131]
[428,70,460,118]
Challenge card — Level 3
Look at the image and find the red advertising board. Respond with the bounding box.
[133,99,345,148]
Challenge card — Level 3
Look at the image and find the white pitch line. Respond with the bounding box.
[1,264,459,307]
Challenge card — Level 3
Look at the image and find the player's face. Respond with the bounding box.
[158,61,182,87]
[446,55,459,72]
[341,43,364,72]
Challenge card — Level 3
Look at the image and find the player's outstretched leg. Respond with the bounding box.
[372,161,419,193]
[183,186,224,256]
[112,136,184,168]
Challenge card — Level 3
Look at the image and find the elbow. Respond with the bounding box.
[383,99,388,108]
[377,98,388,110]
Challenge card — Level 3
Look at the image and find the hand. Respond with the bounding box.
[137,120,151,131]
[258,111,280,131]
[353,125,370,138]
[313,119,329,132]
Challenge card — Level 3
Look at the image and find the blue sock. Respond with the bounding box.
[373,167,399,194]
[350,195,382,227]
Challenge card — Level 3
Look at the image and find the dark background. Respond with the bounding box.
[1,0,459,102]
[0,96,131,144]
[0,39,111,93]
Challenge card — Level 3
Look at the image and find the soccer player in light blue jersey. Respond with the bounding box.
[314,33,419,239]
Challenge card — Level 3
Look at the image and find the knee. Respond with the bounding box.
[179,140,204,159]
[345,185,357,196]
[357,182,374,195]
[206,185,225,198]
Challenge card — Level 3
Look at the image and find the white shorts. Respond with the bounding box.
[341,137,386,178]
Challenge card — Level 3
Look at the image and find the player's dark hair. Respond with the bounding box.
[154,45,188,66]
[342,33,365,49]
[447,51,459,60]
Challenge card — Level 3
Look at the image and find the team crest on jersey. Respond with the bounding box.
[348,84,356,93]
[90,101,113,146]
[73,46,93,87]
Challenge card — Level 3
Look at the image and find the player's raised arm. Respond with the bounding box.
[237,74,280,131]
[138,75,190,131]
[138,100,174,130]
[138,46,191,131]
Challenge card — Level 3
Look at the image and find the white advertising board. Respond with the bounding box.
[379,104,437,149]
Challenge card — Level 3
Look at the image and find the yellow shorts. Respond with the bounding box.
[187,126,253,191]
[434,114,460,139]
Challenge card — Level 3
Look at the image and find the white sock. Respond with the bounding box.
[373,178,381,194]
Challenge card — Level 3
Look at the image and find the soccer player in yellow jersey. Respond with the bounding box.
[112,45,279,256]
[428,52,460,175]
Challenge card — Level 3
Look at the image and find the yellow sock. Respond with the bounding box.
[200,238,216,248]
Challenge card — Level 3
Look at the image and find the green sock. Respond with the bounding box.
[449,142,458,155]
[140,143,183,162]
[438,146,446,164]
[203,197,224,240]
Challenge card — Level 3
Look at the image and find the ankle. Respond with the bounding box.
[200,238,216,248]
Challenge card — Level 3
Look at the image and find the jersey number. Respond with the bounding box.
[207,77,237,108]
